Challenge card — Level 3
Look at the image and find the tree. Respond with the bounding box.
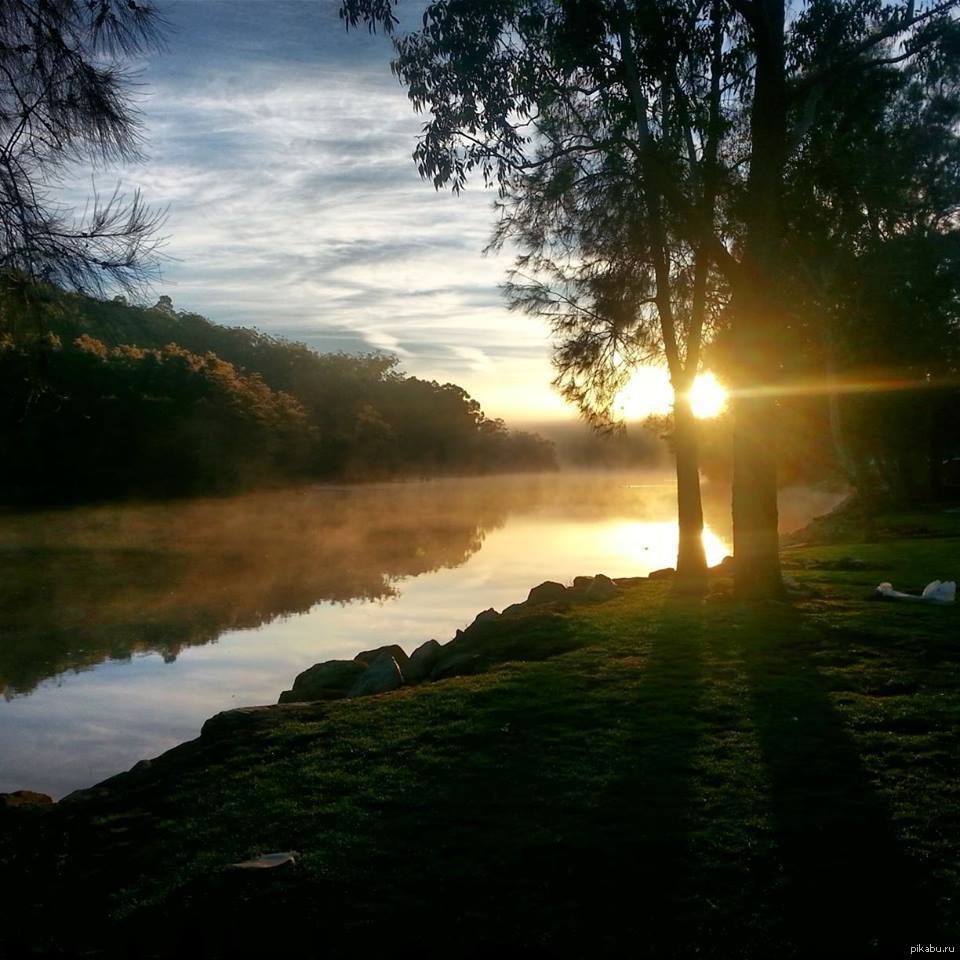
[490,0,731,585]
[0,0,167,296]
[781,24,960,501]
[341,0,958,598]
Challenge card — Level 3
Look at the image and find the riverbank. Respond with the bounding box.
[2,504,959,958]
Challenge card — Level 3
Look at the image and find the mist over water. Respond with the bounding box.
[0,472,844,797]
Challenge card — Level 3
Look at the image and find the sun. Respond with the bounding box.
[689,371,728,419]
[613,368,728,420]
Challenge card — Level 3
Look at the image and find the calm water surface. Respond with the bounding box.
[0,472,842,797]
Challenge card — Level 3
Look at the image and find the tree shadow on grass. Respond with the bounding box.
[34,601,718,959]
[727,600,941,958]
[285,597,712,960]
[585,598,709,955]
[11,594,945,960]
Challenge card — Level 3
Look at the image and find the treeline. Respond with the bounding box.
[695,306,960,503]
[0,286,556,503]
[688,54,960,506]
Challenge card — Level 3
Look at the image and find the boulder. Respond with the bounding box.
[347,654,404,698]
[709,555,734,574]
[406,639,442,683]
[431,652,485,681]
[354,644,410,673]
[526,580,568,605]
[649,567,676,580]
[501,602,527,617]
[572,575,594,591]
[279,659,368,704]
[468,608,500,629]
[430,611,578,680]
[202,703,327,737]
[585,573,619,602]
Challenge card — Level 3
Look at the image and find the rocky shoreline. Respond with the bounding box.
[0,562,730,812]
[276,572,649,704]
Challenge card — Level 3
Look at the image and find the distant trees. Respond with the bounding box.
[341,0,959,597]
[0,0,166,294]
[0,331,315,501]
[0,289,556,504]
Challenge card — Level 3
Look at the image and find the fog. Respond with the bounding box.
[0,472,844,699]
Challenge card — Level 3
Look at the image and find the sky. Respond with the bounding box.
[65,0,571,423]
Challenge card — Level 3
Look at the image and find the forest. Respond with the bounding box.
[0,285,556,503]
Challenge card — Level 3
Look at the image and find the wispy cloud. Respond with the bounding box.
[60,0,568,421]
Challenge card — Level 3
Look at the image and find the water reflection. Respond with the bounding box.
[606,521,729,570]
[0,481,514,698]
[0,473,844,797]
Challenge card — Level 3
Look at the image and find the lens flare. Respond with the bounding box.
[689,372,728,419]
[613,368,728,420]
[612,367,673,420]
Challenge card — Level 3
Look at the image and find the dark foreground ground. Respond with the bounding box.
[2,505,958,959]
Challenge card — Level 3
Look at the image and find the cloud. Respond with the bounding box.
[59,0,568,422]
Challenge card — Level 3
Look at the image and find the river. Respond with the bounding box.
[0,472,842,797]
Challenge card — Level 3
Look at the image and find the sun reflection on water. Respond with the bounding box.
[606,520,730,572]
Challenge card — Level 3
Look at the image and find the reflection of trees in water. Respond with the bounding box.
[1,472,842,698]
[0,479,547,698]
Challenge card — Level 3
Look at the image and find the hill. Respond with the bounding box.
[0,287,556,503]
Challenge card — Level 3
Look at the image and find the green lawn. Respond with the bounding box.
[3,510,959,958]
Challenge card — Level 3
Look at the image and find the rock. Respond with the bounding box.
[354,644,410,673]
[346,654,404,698]
[0,790,53,811]
[430,611,578,680]
[709,555,734,574]
[279,659,368,704]
[501,602,527,617]
[431,652,485,681]
[613,576,646,588]
[649,567,676,580]
[468,608,500,628]
[526,580,568,605]
[406,639,442,683]
[568,575,598,601]
[203,703,327,737]
[585,573,619,602]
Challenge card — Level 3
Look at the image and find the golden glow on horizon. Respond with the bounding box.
[613,368,729,420]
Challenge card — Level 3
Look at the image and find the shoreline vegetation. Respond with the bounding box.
[0,289,557,506]
[2,498,958,957]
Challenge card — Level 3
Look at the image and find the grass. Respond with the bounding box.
[3,507,960,958]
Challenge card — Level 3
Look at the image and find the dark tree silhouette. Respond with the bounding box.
[490,0,731,586]
[340,0,959,598]
[0,0,167,295]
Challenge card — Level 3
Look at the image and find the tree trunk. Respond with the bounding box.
[674,394,708,589]
[731,0,786,599]
[732,389,781,598]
